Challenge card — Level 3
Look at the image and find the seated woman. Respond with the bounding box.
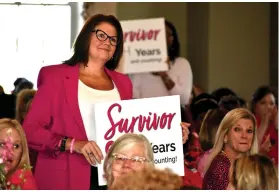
[232,154,278,190]
[103,133,154,187]
[15,89,37,174]
[103,120,190,188]
[109,167,182,190]
[251,86,278,165]
[16,89,36,125]
[202,108,258,190]
[0,118,37,189]
[197,108,227,178]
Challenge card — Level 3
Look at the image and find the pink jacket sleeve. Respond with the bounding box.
[23,67,62,156]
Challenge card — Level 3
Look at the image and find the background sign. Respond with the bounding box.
[117,18,168,74]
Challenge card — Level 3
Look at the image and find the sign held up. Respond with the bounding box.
[94,96,184,186]
[117,18,168,74]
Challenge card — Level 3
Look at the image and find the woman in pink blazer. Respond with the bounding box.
[22,14,131,190]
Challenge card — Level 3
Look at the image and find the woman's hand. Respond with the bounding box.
[181,122,190,144]
[259,134,272,155]
[74,140,104,165]
[271,107,278,130]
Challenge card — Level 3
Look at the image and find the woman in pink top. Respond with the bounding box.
[23,14,131,190]
[23,14,190,190]
[251,86,278,164]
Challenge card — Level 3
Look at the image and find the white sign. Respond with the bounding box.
[95,95,184,186]
[119,18,168,74]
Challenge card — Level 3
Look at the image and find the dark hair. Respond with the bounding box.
[14,79,33,96]
[13,78,26,87]
[251,85,278,113]
[63,14,124,70]
[211,87,237,103]
[190,93,219,121]
[219,95,243,111]
[165,20,180,61]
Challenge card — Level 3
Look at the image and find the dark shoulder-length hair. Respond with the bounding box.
[165,20,180,61]
[250,85,278,113]
[63,14,124,70]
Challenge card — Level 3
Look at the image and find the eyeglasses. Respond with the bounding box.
[112,153,149,167]
[92,29,119,46]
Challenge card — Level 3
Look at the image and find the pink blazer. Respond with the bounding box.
[23,64,132,189]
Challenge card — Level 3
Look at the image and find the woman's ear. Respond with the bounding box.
[224,135,228,144]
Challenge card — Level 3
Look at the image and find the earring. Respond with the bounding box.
[111,56,113,60]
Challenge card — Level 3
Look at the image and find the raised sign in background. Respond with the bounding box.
[117,18,168,74]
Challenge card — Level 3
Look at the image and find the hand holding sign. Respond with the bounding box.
[181,122,190,144]
[74,140,104,165]
[152,57,170,77]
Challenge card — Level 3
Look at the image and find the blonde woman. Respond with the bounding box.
[202,108,258,190]
[103,133,154,187]
[0,118,37,189]
[232,154,278,190]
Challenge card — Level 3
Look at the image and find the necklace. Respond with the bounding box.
[221,150,232,164]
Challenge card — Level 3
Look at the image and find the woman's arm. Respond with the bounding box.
[166,58,193,105]
[23,68,63,156]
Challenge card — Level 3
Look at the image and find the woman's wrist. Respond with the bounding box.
[65,138,72,151]
[58,137,68,152]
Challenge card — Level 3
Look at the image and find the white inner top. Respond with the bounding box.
[78,79,121,142]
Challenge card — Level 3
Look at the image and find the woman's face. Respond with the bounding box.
[254,93,276,117]
[165,24,174,49]
[89,22,117,63]
[0,127,22,173]
[224,118,254,156]
[111,143,148,182]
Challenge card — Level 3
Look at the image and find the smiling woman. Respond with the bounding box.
[22,14,132,190]
[103,133,154,187]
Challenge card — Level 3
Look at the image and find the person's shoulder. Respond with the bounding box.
[175,57,190,64]
[37,64,69,88]
[8,168,32,184]
[9,168,37,190]
[211,153,231,168]
[40,63,68,75]
[173,57,191,70]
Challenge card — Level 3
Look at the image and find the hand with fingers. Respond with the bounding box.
[261,107,273,123]
[74,140,104,166]
[260,134,272,155]
[181,122,190,144]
